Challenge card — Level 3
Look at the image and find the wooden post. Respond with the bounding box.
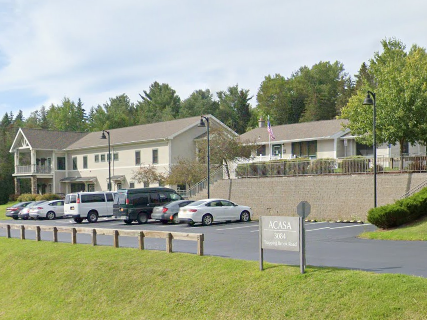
[36,226,41,241]
[20,225,25,240]
[6,225,11,238]
[166,233,172,253]
[197,234,204,256]
[71,228,77,244]
[113,230,119,248]
[138,231,145,250]
[53,227,58,242]
[92,229,97,246]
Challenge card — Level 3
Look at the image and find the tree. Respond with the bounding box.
[216,85,252,134]
[165,158,206,189]
[89,94,136,131]
[136,82,181,124]
[46,97,88,131]
[180,89,219,118]
[131,164,166,186]
[341,38,427,168]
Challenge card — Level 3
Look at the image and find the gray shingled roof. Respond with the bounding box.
[66,116,204,150]
[20,128,89,150]
[240,119,349,143]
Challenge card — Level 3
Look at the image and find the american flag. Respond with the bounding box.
[267,116,275,140]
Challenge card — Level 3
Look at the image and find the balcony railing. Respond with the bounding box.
[15,165,52,175]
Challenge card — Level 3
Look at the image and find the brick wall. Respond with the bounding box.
[191,173,427,221]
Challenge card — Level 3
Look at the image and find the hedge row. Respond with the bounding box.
[367,187,427,229]
[16,193,63,202]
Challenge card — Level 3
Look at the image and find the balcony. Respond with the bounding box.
[15,165,52,175]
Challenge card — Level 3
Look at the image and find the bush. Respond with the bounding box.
[367,204,411,229]
[339,156,368,173]
[36,193,62,201]
[17,193,39,202]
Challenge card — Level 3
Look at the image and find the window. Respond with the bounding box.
[81,193,106,203]
[117,183,122,190]
[135,151,141,165]
[114,152,119,161]
[101,154,106,162]
[72,157,78,170]
[71,183,85,193]
[257,145,266,156]
[143,181,150,188]
[152,149,158,164]
[272,144,282,157]
[356,142,373,157]
[57,157,66,170]
[106,193,114,202]
[130,182,135,189]
[87,184,95,192]
[83,156,88,169]
[95,154,99,163]
[292,141,317,158]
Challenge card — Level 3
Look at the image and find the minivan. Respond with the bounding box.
[64,191,116,223]
[113,187,182,224]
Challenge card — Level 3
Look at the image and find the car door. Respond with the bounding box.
[220,200,238,220]
[207,200,225,221]
[50,200,65,217]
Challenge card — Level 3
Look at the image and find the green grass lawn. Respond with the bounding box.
[360,216,427,241]
[0,201,17,220]
[0,237,426,320]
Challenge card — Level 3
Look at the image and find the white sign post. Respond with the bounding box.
[296,201,311,274]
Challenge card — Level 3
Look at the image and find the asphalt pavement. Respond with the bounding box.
[1,218,426,278]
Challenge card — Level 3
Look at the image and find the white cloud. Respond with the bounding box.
[0,0,426,117]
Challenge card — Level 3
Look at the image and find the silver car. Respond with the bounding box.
[18,201,47,220]
[29,200,65,220]
[152,200,194,224]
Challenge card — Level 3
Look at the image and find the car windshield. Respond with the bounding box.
[115,193,127,205]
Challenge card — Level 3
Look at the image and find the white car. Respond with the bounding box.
[29,200,65,220]
[178,198,252,226]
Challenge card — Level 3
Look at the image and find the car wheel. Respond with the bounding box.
[74,218,83,223]
[12,217,18,220]
[172,214,180,224]
[202,214,213,226]
[46,211,56,220]
[187,221,195,227]
[87,211,98,223]
[136,212,148,224]
[161,220,169,225]
[240,211,251,222]
[124,219,133,225]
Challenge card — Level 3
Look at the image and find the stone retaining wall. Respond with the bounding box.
[191,173,427,221]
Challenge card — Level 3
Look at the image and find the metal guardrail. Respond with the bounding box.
[0,223,204,256]
[177,165,225,198]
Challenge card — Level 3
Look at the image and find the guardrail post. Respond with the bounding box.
[113,230,119,248]
[166,233,172,253]
[53,227,58,242]
[20,225,25,240]
[197,234,204,256]
[36,226,41,241]
[71,228,77,244]
[92,229,97,246]
[138,231,145,250]
[6,225,11,238]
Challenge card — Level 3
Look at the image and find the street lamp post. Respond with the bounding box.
[198,116,210,198]
[101,130,111,191]
[363,91,377,208]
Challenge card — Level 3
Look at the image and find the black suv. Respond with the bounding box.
[113,187,182,224]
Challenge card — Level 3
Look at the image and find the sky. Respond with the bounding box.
[1,0,427,118]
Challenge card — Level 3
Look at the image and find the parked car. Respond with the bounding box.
[18,201,47,220]
[64,191,116,223]
[29,200,65,220]
[178,198,252,226]
[5,202,33,220]
[113,187,182,224]
[152,200,194,224]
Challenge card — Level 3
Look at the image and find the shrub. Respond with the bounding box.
[307,159,336,174]
[17,194,38,202]
[367,204,411,229]
[339,156,368,173]
[36,193,62,201]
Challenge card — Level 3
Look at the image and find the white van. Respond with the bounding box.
[64,191,116,223]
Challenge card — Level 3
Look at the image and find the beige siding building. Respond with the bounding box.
[10,115,234,195]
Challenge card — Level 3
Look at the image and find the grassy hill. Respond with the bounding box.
[0,237,426,320]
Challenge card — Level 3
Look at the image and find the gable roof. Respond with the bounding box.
[240,119,349,143]
[10,128,88,151]
[66,115,234,150]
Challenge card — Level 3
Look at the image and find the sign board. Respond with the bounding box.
[297,201,311,218]
[260,216,300,251]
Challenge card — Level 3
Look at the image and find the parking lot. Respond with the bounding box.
[1,218,426,278]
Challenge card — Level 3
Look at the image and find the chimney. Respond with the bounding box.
[258,117,265,128]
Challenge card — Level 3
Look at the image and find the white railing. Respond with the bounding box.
[15,165,52,174]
